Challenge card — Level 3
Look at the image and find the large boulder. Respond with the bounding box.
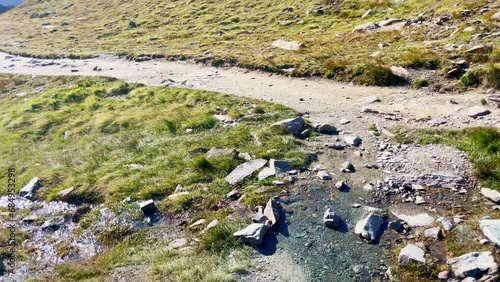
[479,218,500,246]
[19,177,41,199]
[271,117,304,135]
[323,208,341,229]
[481,188,500,204]
[225,159,268,185]
[233,223,269,245]
[354,212,385,243]
[398,244,426,265]
[447,251,498,280]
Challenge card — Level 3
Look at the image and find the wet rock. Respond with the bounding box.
[233,223,269,245]
[323,208,341,229]
[398,244,425,265]
[57,186,75,201]
[467,106,491,118]
[225,159,267,185]
[353,22,379,32]
[447,251,498,280]
[481,188,500,203]
[425,227,443,240]
[317,170,332,180]
[263,198,280,226]
[41,216,66,231]
[272,40,305,51]
[438,217,453,231]
[354,212,385,243]
[206,147,238,159]
[315,123,336,134]
[344,136,362,146]
[19,177,41,199]
[271,117,304,135]
[479,218,500,246]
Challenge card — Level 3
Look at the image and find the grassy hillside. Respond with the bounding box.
[0,74,305,204]
[0,0,499,87]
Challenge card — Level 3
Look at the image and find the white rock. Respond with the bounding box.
[398,244,425,265]
[424,227,442,240]
[415,196,426,205]
[467,106,491,118]
[447,251,498,279]
[479,218,500,246]
[317,170,332,180]
[481,188,500,204]
[344,136,362,146]
[169,238,188,249]
[438,217,453,231]
[225,159,268,184]
[258,167,275,181]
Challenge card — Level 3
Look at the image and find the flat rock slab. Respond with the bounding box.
[258,167,275,181]
[447,251,498,279]
[481,188,500,203]
[225,159,267,185]
[270,159,291,175]
[392,211,434,227]
[479,218,500,246]
[467,106,491,118]
[398,244,425,265]
[57,186,75,201]
[353,22,378,32]
[19,177,41,199]
[272,40,305,51]
[271,117,304,135]
[234,223,269,245]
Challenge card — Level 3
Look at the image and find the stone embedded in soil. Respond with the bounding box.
[354,212,385,243]
[467,106,491,118]
[57,186,75,201]
[225,159,267,185]
[391,211,434,227]
[414,196,426,205]
[41,216,66,231]
[206,147,238,159]
[352,22,379,32]
[438,270,450,280]
[479,218,500,246]
[271,40,305,51]
[258,167,275,181]
[424,227,443,240]
[335,180,346,190]
[323,208,341,229]
[339,118,350,125]
[447,251,498,280]
[485,94,500,109]
[226,190,240,200]
[317,170,332,180]
[271,117,304,135]
[360,107,379,114]
[169,238,188,249]
[201,219,219,234]
[481,188,500,204]
[340,161,355,173]
[19,177,41,199]
[389,220,404,233]
[189,218,206,228]
[390,66,410,79]
[398,244,425,265]
[315,123,336,134]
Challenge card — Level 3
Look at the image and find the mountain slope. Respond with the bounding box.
[0,0,498,87]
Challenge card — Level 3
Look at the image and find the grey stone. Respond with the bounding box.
[264,198,280,226]
[398,244,425,265]
[447,251,498,279]
[360,107,379,113]
[41,216,65,231]
[201,219,218,234]
[57,187,75,201]
[317,170,332,180]
[206,147,238,159]
[361,9,372,19]
[323,208,341,229]
[23,214,38,223]
[139,199,156,213]
[391,211,434,227]
[466,44,487,53]
[438,270,450,280]
[169,238,188,249]
[270,159,291,175]
[233,223,269,245]
[438,217,453,231]
[325,143,344,150]
[354,212,385,243]
[339,118,350,125]
[19,177,41,199]
[239,152,252,161]
[390,66,410,79]
[415,196,426,205]
[344,136,362,146]
[272,40,305,51]
[335,180,346,190]
[353,22,379,32]
[425,227,443,240]
[479,218,500,246]
[467,106,491,118]
[226,190,240,200]
[225,159,268,184]
[485,94,500,109]
[315,123,336,134]
[258,167,275,181]
[492,12,500,21]
[189,219,206,228]
[271,117,304,135]
[379,18,404,27]
[481,188,500,203]
[340,162,354,173]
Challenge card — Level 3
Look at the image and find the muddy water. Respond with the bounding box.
[266,183,391,282]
